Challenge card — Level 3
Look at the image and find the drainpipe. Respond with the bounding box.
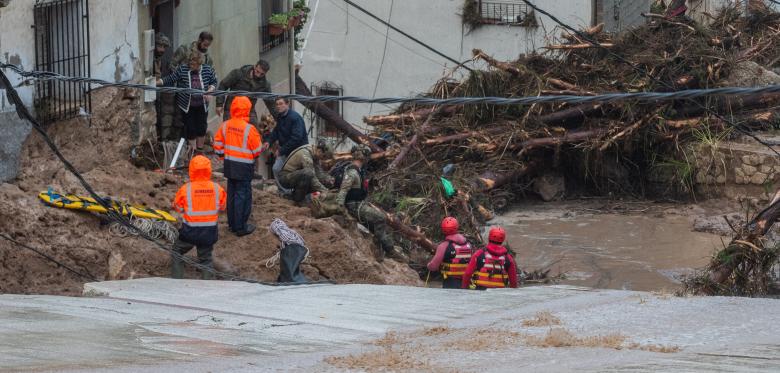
[592,0,598,27]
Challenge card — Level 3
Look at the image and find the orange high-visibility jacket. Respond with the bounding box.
[173,155,227,227]
[213,96,263,164]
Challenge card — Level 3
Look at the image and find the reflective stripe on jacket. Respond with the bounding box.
[440,240,473,279]
[473,251,509,288]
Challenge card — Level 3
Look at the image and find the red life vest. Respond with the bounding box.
[440,240,473,279]
[472,250,509,288]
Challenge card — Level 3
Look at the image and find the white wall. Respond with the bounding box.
[299,0,593,145]
[0,0,36,111]
[89,0,140,83]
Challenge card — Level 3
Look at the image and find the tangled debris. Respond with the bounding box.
[356,4,780,290]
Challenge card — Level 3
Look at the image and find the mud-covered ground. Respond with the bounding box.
[0,88,420,295]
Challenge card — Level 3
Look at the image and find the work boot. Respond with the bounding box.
[235,223,256,237]
[386,246,409,263]
[171,257,185,279]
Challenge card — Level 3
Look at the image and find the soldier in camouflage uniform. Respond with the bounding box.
[215,60,276,124]
[278,142,333,203]
[153,33,180,141]
[335,146,408,262]
[170,31,214,71]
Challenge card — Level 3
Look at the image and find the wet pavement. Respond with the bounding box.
[1,279,779,372]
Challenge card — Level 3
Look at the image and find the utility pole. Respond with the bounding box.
[288,0,295,95]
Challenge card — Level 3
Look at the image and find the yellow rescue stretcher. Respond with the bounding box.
[38,189,177,222]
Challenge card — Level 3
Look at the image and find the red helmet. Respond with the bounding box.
[441,217,459,235]
[488,226,506,244]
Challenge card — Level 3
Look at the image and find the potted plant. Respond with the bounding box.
[268,13,289,36]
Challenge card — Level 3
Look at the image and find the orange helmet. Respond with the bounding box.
[441,217,459,236]
[488,226,506,244]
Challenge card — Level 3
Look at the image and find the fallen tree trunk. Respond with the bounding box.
[422,127,505,146]
[380,206,437,253]
[388,107,445,170]
[472,161,537,192]
[514,128,608,151]
[703,198,780,294]
[545,43,615,50]
[473,49,523,76]
[295,72,383,153]
[538,103,605,127]
[667,94,780,119]
[364,106,458,126]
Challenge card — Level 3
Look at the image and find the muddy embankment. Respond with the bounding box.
[0,88,420,295]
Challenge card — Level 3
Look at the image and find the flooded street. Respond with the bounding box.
[496,203,725,291]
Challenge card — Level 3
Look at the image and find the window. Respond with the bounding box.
[478,0,537,27]
[311,82,343,138]
[259,0,289,53]
[33,0,91,125]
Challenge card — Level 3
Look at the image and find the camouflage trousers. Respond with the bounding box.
[346,201,395,252]
[279,168,317,202]
[156,92,182,141]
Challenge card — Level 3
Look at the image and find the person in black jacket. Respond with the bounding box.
[268,98,308,192]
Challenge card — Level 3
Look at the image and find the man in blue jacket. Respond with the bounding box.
[268,98,308,194]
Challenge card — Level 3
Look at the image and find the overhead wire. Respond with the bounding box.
[325,0,448,69]
[0,68,332,287]
[341,0,473,72]
[3,63,780,107]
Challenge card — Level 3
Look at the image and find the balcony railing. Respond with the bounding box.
[478,1,535,26]
[260,24,289,53]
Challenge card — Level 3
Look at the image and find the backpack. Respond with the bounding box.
[331,162,368,190]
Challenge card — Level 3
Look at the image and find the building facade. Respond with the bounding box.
[298,0,595,149]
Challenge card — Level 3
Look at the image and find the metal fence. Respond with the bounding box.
[33,0,91,125]
[478,1,531,24]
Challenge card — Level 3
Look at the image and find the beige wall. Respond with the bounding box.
[175,0,260,82]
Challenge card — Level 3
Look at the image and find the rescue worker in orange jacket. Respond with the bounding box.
[172,155,227,279]
[427,217,474,289]
[462,226,519,290]
[213,96,265,236]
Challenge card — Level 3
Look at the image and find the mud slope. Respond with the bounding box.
[0,88,420,295]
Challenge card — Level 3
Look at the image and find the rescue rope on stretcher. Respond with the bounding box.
[108,216,178,243]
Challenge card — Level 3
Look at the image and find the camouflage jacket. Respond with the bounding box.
[169,41,213,71]
[281,145,331,193]
[216,65,275,116]
[336,167,362,206]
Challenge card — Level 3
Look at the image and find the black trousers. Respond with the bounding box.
[227,178,252,232]
[443,277,462,289]
[174,239,214,266]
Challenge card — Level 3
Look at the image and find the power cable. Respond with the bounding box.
[325,0,448,68]
[518,0,780,157]
[0,68,332,287]
[0,233,98,282]
[3,63,780,106]
[368,0,394,116]
[341,0,473,72]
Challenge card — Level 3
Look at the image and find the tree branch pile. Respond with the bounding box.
[346,4,780,288]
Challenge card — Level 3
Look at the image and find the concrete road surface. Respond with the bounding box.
[0,278,778,372]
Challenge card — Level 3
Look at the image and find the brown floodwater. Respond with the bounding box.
[496,204,725,291]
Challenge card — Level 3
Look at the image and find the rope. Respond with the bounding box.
[0,68,332,287]
[0,233,98,282]
[3,63,780,107]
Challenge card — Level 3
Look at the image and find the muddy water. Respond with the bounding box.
[495,204,724,291]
